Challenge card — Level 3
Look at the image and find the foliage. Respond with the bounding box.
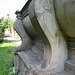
[0,17,13,33]
[0,17,13,43]
[0,38,3,43]
[0,40,18,75]
[0,17,8,32]
[8,19,13,32]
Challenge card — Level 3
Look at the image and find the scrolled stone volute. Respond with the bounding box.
[13,0,75,75]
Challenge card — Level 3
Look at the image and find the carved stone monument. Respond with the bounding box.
[13,0,75,75]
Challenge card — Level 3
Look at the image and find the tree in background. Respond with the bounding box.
[0,17,8,32]
[8,18,13,33]
[0,17,13,42]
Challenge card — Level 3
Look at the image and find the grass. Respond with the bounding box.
[0,40,18,75]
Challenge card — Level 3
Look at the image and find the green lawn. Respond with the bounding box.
[0,40,18,75]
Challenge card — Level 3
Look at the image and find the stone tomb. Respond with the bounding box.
[13,0,75,75]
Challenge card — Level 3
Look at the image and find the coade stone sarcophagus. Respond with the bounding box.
[13,0,75,75]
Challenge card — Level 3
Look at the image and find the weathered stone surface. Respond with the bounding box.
[54,0,75,37]
[34,0,67,72]
[55,71,74,75]
[13,0,75,75]
[13,19,31,52]
[65,60,75,73]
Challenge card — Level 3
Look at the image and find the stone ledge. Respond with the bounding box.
[18,50,43,69]
[65,60,75,73]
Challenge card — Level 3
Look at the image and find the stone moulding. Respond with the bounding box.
[13,0,75,75]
